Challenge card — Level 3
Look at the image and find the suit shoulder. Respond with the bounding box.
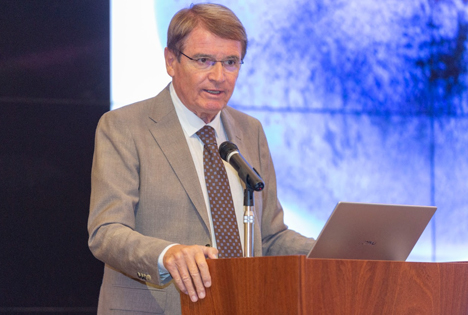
[102,97,155,120]
[100,86,172,123]
[224,106,262,127]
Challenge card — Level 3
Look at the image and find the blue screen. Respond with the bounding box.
[111,0,468,262]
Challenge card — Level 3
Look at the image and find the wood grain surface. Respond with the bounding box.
[181,257,468,314]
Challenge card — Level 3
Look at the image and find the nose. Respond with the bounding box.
[207,62,226,82]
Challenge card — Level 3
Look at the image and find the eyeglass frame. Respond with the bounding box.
[177,50,244,72]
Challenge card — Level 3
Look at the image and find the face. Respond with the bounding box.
[165,26,242,123]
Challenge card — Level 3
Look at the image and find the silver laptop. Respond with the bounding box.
[307,202,436,261]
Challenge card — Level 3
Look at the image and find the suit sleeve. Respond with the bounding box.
[87,111,173,286]
[255,123,316,256]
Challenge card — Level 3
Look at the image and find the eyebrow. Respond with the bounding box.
[191,53,240,60]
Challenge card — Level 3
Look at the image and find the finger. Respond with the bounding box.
[164,255,188,295]
[204,246,219,260]
[179,262,199,302]
[184,248,209,301]
[196,248,217,287]
[173,251,199,302]
[187,262,206,299]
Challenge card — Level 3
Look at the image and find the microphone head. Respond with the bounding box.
[219,141,238,161]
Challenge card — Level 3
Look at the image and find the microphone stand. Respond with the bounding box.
[243,184,255,257]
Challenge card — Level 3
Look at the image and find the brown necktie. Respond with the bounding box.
[196,125,243,258]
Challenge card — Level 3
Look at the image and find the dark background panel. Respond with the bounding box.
[0,102,107,309]
[1,0,109,311]
[0,0,109,100]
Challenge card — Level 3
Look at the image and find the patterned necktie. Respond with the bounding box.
[196,125,243,258]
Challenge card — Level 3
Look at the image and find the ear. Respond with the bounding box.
[164,47,176,77]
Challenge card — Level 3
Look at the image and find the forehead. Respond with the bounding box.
[183,26,242,57]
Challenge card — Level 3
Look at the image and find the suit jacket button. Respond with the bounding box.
[205,244,211,247]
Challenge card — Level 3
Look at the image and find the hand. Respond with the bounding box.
[163,244,218,302]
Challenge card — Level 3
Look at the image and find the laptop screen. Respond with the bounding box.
[307,202,436,261]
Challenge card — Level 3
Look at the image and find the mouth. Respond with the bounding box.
[204,89,222,95]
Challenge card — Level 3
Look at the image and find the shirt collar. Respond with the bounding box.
[170,82,223,139]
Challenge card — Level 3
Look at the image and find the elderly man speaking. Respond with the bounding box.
[88,3,314,314]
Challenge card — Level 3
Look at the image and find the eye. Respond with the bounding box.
[223,59,237,66]
[196,57,211,65]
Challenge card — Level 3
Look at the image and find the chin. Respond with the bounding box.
[203,103,227,112]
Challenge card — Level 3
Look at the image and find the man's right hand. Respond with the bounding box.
[163,244,218,302]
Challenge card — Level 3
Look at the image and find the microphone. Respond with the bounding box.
[219,141,264,191]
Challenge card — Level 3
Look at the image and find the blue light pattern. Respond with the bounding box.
[153,0,468,261]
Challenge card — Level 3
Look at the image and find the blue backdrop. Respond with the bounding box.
[114,0,468,262]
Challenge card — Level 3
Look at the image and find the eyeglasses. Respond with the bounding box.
[178,50,243,72]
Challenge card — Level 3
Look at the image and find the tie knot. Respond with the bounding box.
[196,125,217,146]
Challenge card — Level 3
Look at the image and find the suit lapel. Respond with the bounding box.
[221,109,243,149]
[221,108,256,168]
[146,87,211,236]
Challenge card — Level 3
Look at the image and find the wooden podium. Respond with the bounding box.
[180,256,468,314]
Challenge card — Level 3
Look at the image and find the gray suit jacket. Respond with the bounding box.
[88,85,314,314]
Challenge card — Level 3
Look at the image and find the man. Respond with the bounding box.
[88,3,314,314]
